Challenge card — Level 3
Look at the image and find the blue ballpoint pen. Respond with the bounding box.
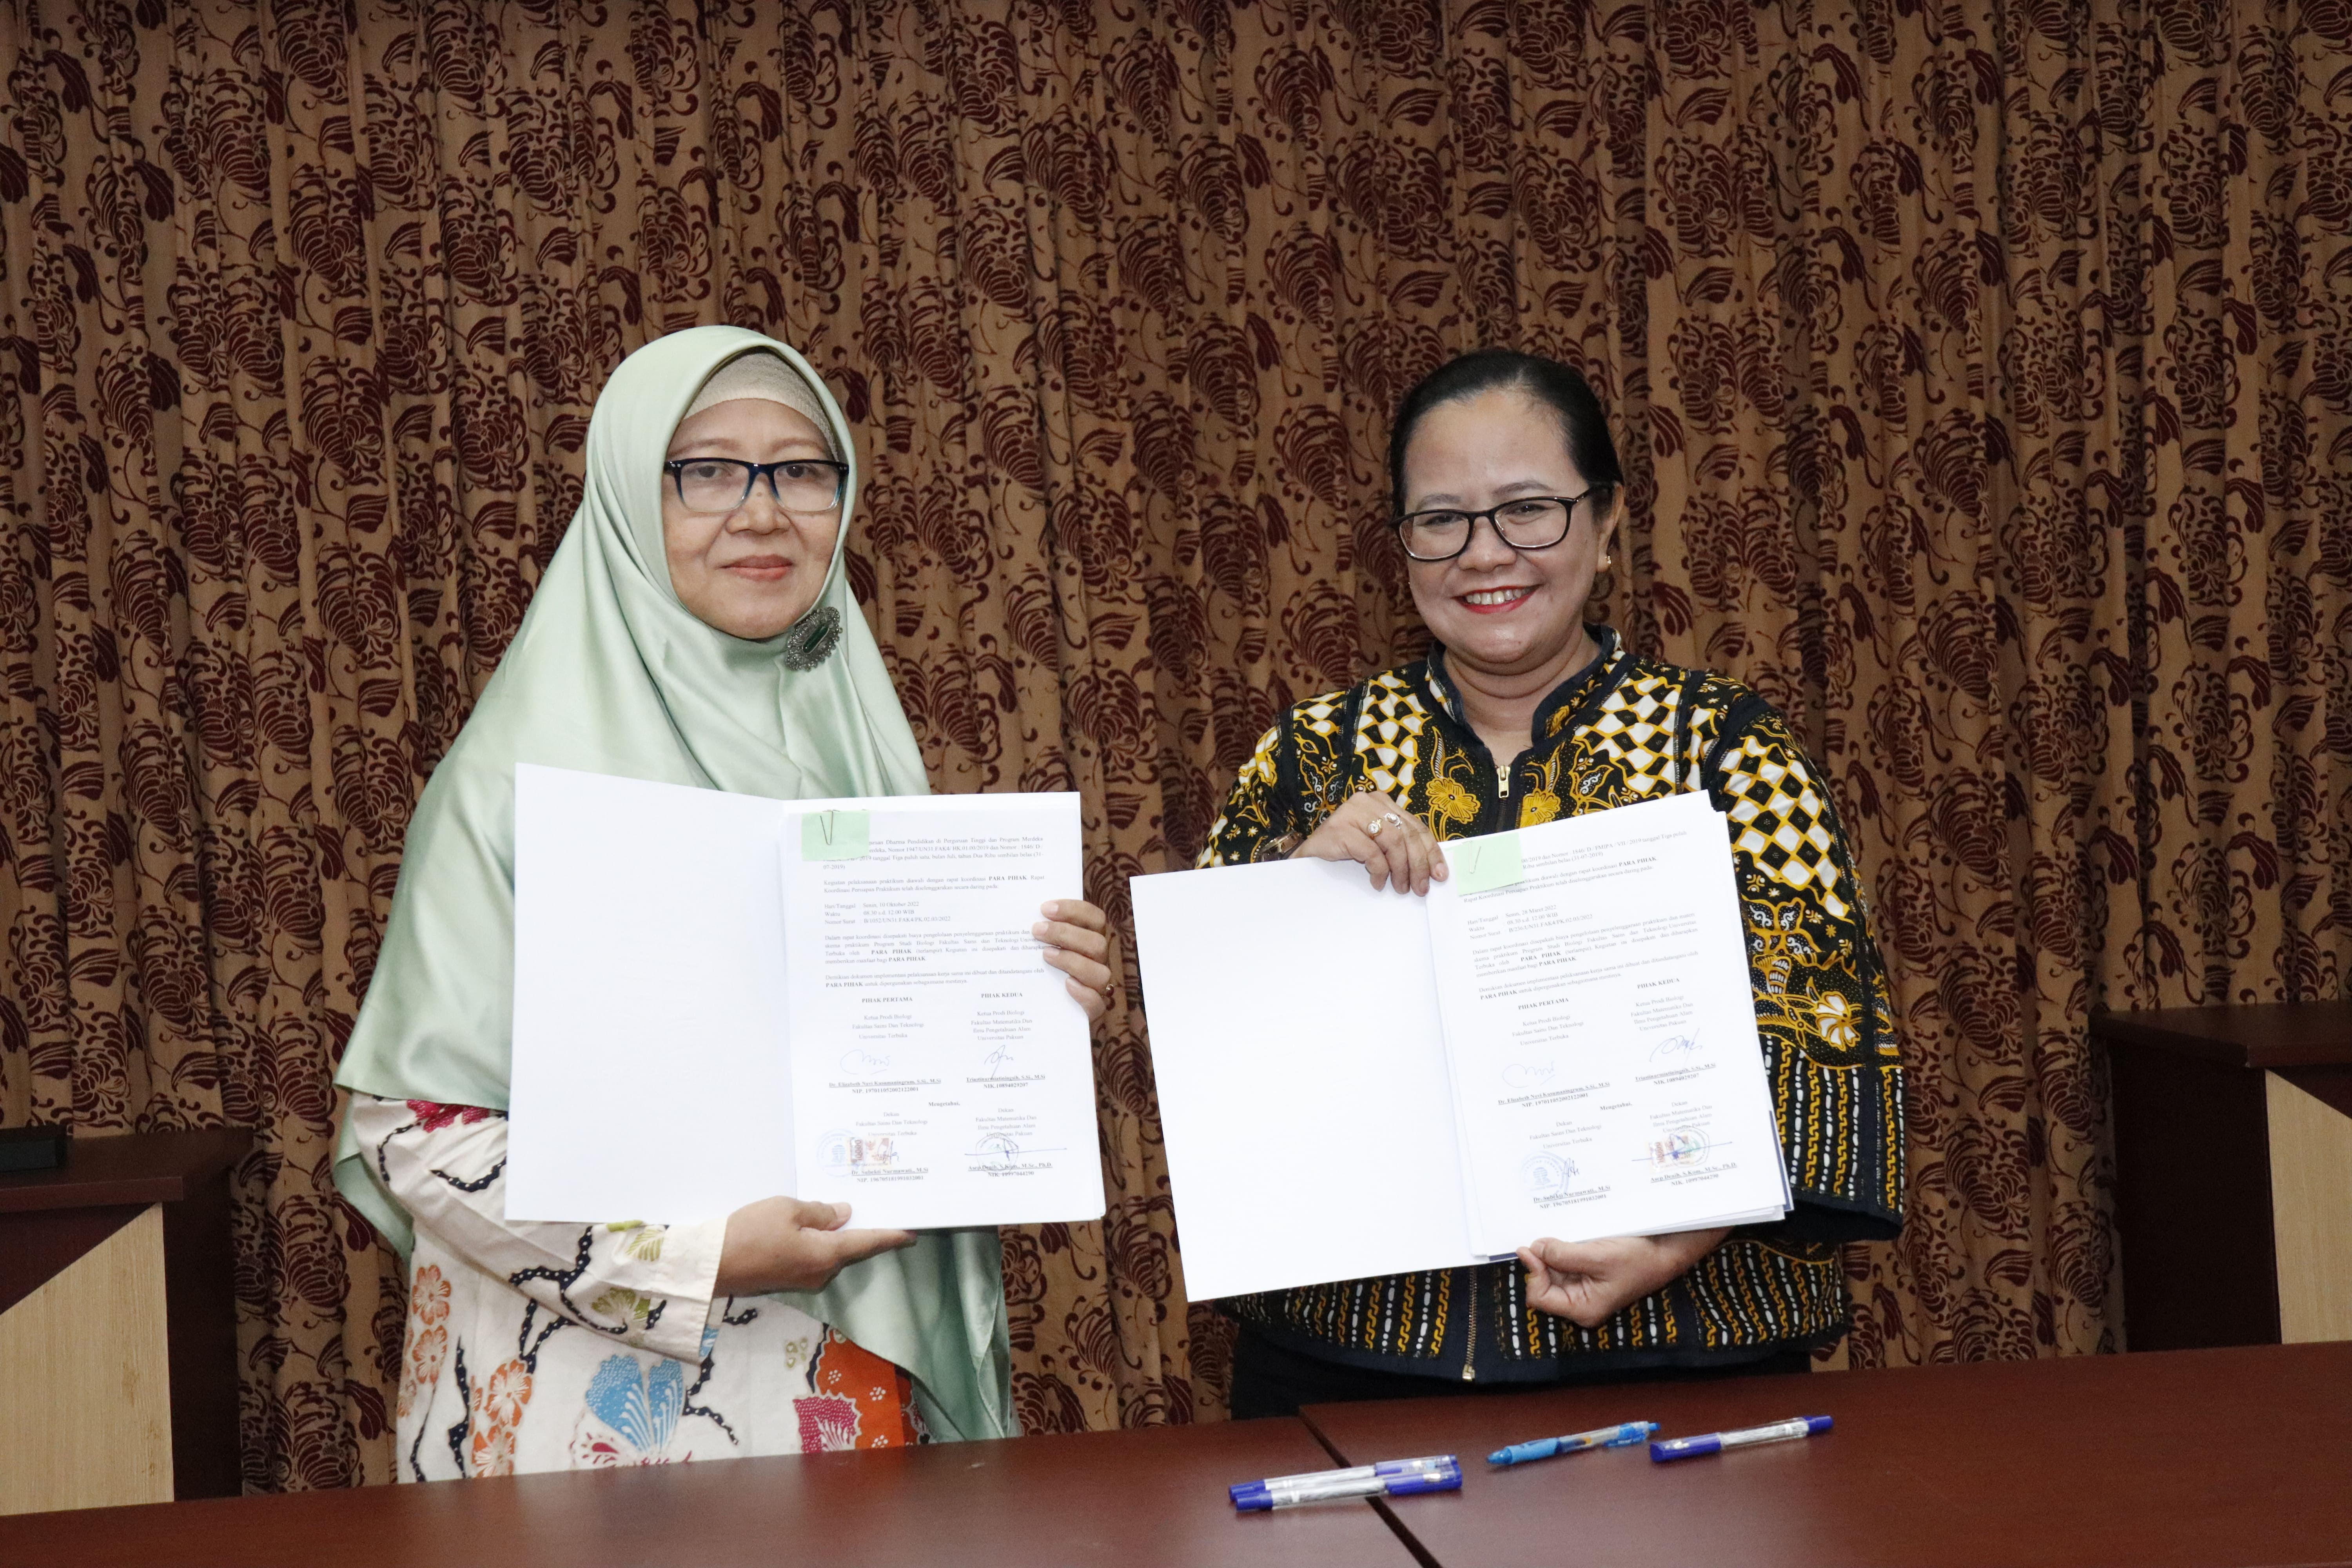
[1231,1455,1461,1511]
[1488,1420,1658,1466]
[1651,1415,1833,1462]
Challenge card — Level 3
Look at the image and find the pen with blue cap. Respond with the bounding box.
[1650,1415,1832,1462]
[1488,1420,1657,1466]
[1230,1454,1460,1510]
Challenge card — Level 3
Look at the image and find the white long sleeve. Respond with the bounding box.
[349,1093,724,1364]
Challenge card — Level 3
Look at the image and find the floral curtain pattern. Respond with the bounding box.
[0,0,2343,1489]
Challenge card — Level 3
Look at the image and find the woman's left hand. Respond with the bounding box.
[1036,899,1116,1023]
[1517,1227,1731,1328]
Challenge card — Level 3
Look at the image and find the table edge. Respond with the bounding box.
[2089,1004,2352,1069]
[0,1129,252,1214]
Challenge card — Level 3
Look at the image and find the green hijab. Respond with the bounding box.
[331,325,1012,1442]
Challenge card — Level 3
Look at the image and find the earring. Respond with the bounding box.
[1598,553,1613,570]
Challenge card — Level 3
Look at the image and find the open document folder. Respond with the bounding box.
[1131,790,1789,1301]
[505,765,1106,1231]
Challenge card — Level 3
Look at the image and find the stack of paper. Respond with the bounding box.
[1131,791,1789,1300]
[505,766,1106,1230]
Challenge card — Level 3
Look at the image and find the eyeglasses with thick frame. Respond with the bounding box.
[1391,485,1613,563]
[663,457,849,515]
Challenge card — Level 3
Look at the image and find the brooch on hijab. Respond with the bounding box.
[778,605,843,671]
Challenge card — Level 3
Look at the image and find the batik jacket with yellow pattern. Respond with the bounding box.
[1196,626,1905,1380]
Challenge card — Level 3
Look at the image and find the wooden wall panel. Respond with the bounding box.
[2267,1074,2352,1345]
[0,1204,173,1515]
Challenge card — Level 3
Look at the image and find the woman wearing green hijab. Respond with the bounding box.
[333,327,1115,1477]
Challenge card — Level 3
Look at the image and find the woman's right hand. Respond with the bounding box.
[1290,789,1449,895]
[714,1196,915,1296]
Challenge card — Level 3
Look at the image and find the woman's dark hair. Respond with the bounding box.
[1387,349,1624,514]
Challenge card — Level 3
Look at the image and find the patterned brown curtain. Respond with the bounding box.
[1,0,2344,1490]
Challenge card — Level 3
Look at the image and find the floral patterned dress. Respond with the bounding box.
[352,1094,924,1479]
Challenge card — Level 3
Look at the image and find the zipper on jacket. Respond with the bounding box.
[1462,1270,1479,1380]
[1497,762,1511,799]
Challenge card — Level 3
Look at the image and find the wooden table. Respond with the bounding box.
[12,1346,2346,1566]
[0,1416,1416,1568]
[2094,999,2352,1347]
[0,1129,250,1514]
[1302,1343,2352,1567]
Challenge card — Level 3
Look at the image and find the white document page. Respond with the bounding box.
[1423,791,1790,1257]
[508,765,799,1224]
[1129,857,1481,1301]
[779,795,1105,1230]
[506,765,1103,1229]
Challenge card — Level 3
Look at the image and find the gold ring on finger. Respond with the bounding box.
[1365,816,1384,838]
[1383,812,1404,828]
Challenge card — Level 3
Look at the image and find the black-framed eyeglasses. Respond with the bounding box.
[1392,486,1612,562]
[664,457,849,515]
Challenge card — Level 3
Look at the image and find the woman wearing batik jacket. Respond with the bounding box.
[1200,349,1905,1417]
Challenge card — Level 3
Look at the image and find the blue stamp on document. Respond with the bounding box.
[1521,1151,1576,1194]
[820,1130,898,1172]
[1648,1127,1710,1167]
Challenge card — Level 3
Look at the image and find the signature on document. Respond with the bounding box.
[1501,1060,1558,1091]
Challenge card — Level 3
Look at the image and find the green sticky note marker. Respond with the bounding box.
[800,809,869,860]
[1448,831,1525,893]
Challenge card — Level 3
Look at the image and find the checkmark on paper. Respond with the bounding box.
[800,809,870,860]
